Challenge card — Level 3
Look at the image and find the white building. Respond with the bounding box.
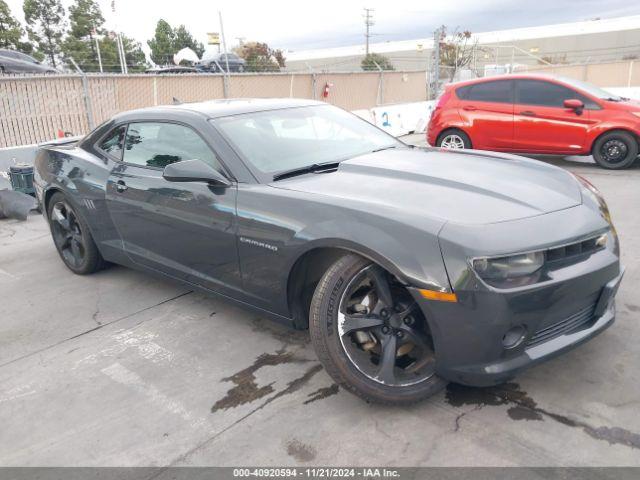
[285,15,640,72]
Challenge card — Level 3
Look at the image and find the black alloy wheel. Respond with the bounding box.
[47,192,104,274]
[310,254,447,404]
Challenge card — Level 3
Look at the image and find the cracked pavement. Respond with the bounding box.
[0,144,639,466]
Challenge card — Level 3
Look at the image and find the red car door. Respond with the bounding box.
[456,79,514,150]
[513,79,596,154]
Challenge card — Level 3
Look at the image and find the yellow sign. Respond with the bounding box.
[207,32,220,45]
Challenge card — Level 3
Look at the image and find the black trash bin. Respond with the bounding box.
[8,164,36,197]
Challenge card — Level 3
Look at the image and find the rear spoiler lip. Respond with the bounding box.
[38,135,84,148]
[38,135,84,147]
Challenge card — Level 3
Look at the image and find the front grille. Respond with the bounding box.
[526,303,597,348]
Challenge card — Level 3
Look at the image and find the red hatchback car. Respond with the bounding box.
[427,74,640,169]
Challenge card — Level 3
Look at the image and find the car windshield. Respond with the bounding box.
[212,105,400,177]
[557,76,622,101]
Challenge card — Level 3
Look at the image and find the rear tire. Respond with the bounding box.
[47,192,105,275]
[309,254,447,405]
[436,129,472,149]
[592,131,638,169]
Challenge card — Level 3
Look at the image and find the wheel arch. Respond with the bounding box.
[43,186,64,217]
[589,127,640,155]
[285,239,432,330]
[436,127,473,148]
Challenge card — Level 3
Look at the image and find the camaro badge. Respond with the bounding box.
[239,236,278,252]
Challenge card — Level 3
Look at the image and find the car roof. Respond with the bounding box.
[447,73,562,89]
[113,98,325,121]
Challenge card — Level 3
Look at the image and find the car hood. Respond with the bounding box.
[270,148,582,225]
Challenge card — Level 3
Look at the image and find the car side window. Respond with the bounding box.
[98,125,126,160]
[459,80,513,103]
[516,80,597,108]
[122,122,224,171]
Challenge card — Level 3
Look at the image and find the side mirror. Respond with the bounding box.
[564,99,584,113]
[163,159,231,187]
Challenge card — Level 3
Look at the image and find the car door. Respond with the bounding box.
[456,79,514,150]
[513,79,594,153]
[105,120,242,296]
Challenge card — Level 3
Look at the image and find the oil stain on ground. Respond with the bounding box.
[211,348,324,413]
[304,384,339,405]
[286,439,317,462]
[446,383,640,450]
[212,349,310,412]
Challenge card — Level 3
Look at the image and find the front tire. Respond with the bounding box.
[47,192,104,275]
[436,129,472,149]
[309,254,447,404]
[592,131,638,169]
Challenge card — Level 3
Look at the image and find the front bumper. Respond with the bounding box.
[410,263,624,387]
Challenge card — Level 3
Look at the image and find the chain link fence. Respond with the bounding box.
[0,70,428,148]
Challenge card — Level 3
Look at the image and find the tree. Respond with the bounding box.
[234,41,285,72]
[98,34,147,72]
[173,24,204,59]
[147,19,175,65]
[438,27,480,81]
[62,0,105,72]
[0,0,30,51]
[147,20,204,65]
[23,0,66,67]
[361,53,394,71]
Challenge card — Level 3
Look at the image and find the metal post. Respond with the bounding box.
[95,36,103,73]
[373,61,383,105]
[219,11,231,85]
[153,76,158,105]
[432,27,441,99]
[116,34,127,74]
[69,57,94,130]
[311,73,317,100]
[510,46,515,73]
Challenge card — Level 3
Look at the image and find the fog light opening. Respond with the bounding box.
[503,325,527,349]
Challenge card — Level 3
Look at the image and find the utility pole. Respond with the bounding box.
[363,8,374,56]
[432,26,442,98]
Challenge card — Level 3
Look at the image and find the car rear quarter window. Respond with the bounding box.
[458,80,513,103]
[98,126,126,160]
[516,80,598,108]
[122,122,223,171]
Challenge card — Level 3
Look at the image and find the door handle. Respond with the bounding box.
[462,105,477,111]
[520,110,537,117]
[116,180,128,192]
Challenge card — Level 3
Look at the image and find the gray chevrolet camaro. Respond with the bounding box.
[34,98,624,404]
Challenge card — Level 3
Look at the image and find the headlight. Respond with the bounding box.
[573,173,619,255]
[473,251,544,281]
[573,173,610,220]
